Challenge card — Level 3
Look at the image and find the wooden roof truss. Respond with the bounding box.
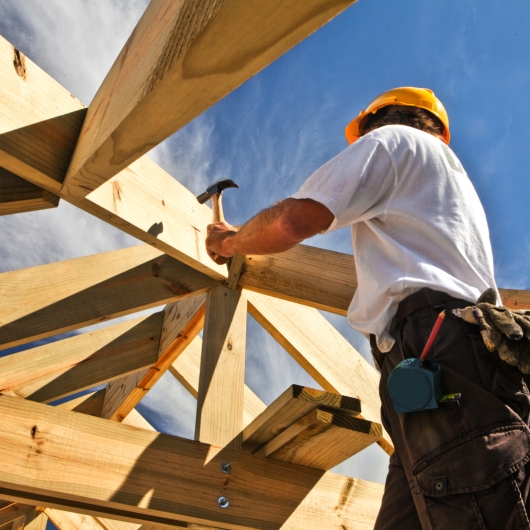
[1,1,529,529]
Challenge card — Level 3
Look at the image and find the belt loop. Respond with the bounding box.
[423,288,445,310]
[370,334,383,373]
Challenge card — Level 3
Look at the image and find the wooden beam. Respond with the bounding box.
[0,244,217,351]
[8,515,25,530]
[169,335,266,429]
[62,0,357,199]
[96,518,142,530]
[498,289,530,311]
[242,385,361,454]
[195,286,246,451]
[0,167,58,215]
[44,509,105,530]
[60,390,106,417]
[0,313,164,403]
[239,246,355,315]
[240,248,529,314]
[102,295,206,422]
[245,290,393,454]
[14,382,157,530]
[0,505,35,527]
[0,395,383,530]
[255,408,381,470]
[21,512,46,530]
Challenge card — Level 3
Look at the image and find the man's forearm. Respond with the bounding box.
[218,198,334,257]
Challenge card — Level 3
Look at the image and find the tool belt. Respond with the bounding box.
[371,287,530,375]
[370,288,471,356]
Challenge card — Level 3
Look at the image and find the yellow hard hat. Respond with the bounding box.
[345,87,450,145]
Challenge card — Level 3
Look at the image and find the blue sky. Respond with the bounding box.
[1,0,529,500]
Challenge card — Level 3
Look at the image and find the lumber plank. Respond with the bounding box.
[195,286,246,450]
[0,395,383,530]
[0,313,163,403]
[169,336,265,429]
[102,295,207,422]
[0,167,59,215]
[255,408,381,470]
[245,290,393,454]
[63,0,357,199]
[242,385,361,454]
[0,244,217,351]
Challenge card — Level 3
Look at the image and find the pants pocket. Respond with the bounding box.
[413,424,530,497]
[469,332,530,423]
[425,477,530,530]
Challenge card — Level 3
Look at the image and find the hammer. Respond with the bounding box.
[196,178,239,223]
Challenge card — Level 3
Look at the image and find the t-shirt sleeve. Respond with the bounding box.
[290,137,396,232]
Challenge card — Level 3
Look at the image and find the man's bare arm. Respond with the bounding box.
[205,198,334,264]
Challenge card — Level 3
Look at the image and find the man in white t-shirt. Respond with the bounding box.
[206,87,530,528]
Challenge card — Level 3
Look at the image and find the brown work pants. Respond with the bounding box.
[372,291,530,529]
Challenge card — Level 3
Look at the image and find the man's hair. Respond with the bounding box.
[361,105,445,138]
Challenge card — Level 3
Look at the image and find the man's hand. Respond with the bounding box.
[206,221,237,265]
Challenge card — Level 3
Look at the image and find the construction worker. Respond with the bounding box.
[205,87,530,528]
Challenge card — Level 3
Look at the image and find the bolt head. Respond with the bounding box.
[220,462,232,474]
[218,496,229,509]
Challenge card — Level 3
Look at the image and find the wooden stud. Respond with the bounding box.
[169,335,265,429]
[242,385,361,454]
[0,167,59,215]
[195,286,246,450]
[0,245,216,351]
[246,291,393,454]
[254,408,382,470]
[102,295,207,422]
[0,313,164,403]
[0,395,383,530]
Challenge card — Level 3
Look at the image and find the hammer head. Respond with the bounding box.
[196,178,239,204]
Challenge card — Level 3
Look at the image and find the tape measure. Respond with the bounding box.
[387,358,442,413]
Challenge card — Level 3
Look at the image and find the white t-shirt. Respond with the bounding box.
[291,125,498,352]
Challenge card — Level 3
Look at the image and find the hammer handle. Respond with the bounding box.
[211,193,224,223]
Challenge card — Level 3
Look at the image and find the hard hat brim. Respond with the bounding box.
[345,88,451,145]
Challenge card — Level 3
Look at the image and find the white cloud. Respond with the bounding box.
[137,371,197,439]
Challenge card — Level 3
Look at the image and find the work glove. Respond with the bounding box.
[453,288,530,374]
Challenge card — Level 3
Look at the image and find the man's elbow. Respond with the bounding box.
[279,198,335,243]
